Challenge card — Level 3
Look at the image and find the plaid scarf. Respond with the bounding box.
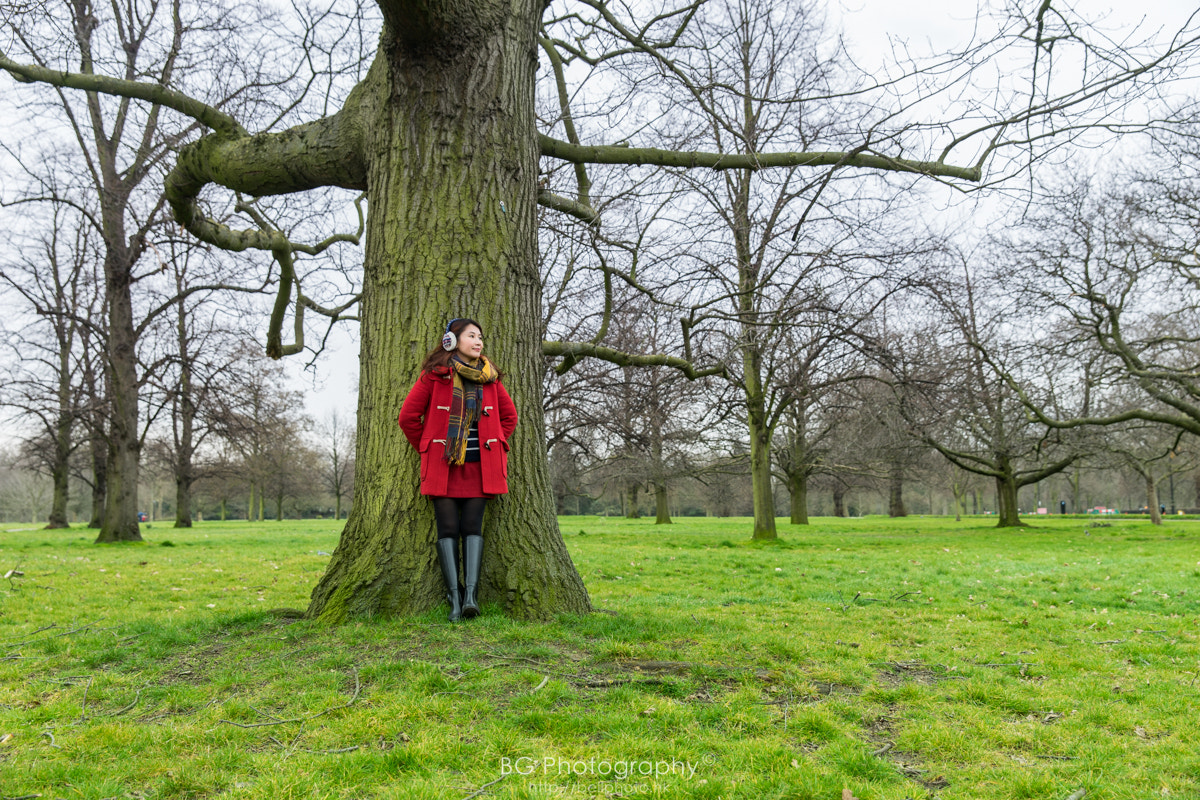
[445,355,498,465]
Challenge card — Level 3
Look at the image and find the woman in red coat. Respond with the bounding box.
[398,318,518,621]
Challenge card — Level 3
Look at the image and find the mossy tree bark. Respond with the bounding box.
[648,392,672,525]
[950,480,967,522]
[87,431,106,528]
[745,377,777,540]
[47,412,71,529]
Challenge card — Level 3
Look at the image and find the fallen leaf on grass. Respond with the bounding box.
[842,789,860,800]
[0,733,12,744]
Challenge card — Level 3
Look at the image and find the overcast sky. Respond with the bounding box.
[843,0,1195,56]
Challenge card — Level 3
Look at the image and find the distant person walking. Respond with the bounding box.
[399,318,518,621]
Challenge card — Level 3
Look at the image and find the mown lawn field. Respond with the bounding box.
[1,514,1197,799]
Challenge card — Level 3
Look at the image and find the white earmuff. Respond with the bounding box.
[442,319,460,352]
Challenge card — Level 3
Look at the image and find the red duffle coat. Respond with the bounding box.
[398,367,518,497]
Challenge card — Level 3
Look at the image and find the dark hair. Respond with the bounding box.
[418,318,503,376]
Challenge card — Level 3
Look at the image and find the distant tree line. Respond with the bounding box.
[0,349,355,525]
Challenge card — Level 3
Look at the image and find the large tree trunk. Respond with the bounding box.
[1146,475,1162,525]
[887,466,906,518]
[46,326,74,528]
[307,12,589,621]
[746,392,776,539]
[788,471,809,525]
[96,244,142,543]
[88,434,106,528]
[84,361,106,529]
[653,482,671,525]
[47,410,72,529]
[626,483,641,519]
[995,474,1024,527]
[649,417,670,525]
[174,468,193,527]
[832,486,846,517]
[174,304,195,528]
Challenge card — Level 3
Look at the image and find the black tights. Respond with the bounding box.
[432,497,487,541]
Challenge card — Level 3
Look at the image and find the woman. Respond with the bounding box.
[398,318,518,621]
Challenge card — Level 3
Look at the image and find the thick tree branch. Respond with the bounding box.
[539,134,983,181]
[0,47,245,137]
[537,189,600,225]
[2,46,371,256]
[543,341,724,380]
[538,34,591,208]
[1014,452,1084,487]
[167,109,368,254]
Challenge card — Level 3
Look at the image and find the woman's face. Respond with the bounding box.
[455,324,484,361]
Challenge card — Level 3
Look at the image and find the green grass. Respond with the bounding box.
[1,515,1197,799]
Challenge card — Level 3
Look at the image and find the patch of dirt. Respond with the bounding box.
[875,660,949,686]
[162,639,234,685]
[611,659,698,674]
[866,712,896,737]
[859,705,951,792]
[790,680,862,704]
[868,741,950,791]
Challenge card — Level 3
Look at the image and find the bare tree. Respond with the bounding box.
[993,143,1200,452]
[0,449,52,524]
[0,0,304,541]
[317,409,355,519]
[206,350,307,521]
[896,262,1088,527]
[1088,417,1200,524]
[0,202,100,528]
[772,321,885,524]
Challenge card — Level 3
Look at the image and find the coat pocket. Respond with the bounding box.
[420,439,446,482]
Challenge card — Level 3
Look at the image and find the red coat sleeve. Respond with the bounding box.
[497,381,518,441]
[398,373,433,450]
